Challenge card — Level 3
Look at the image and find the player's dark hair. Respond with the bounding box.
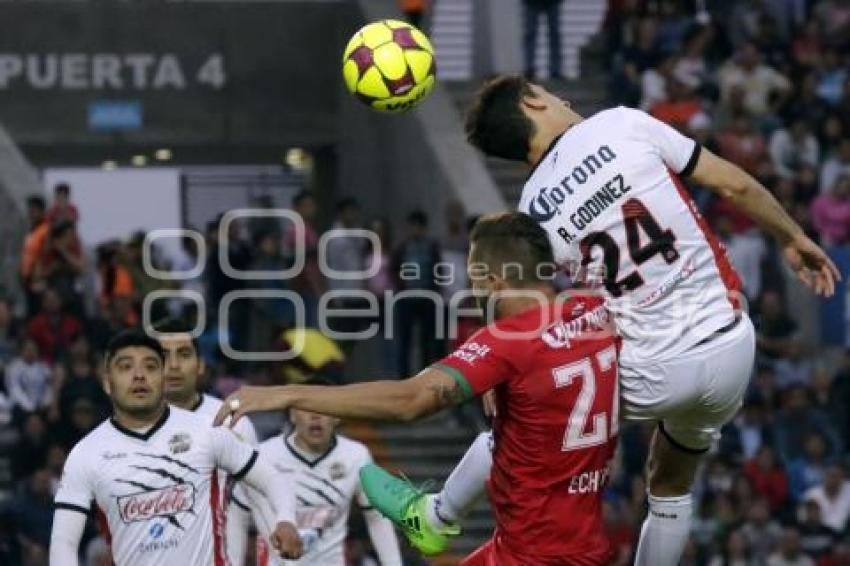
[105,329,166,365]
[151,318,200,358]
[54,182,71,196]
[470,212,555,286]
[465,75,536,161]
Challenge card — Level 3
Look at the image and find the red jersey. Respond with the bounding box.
[434,296,619,563]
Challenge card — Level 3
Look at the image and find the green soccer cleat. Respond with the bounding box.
[359,463,461,556]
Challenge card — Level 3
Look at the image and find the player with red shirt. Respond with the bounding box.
[216,212,620,564]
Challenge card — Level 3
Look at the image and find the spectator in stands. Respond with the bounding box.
[755,291,807,386]
[248,230,294,353]
[775,386,843,468]
[820,138,850,193]
[797,499,839,560]
[672,25,711,96]
[715,112,772,179]
[123,231,172,320]
[803,464,850,533]
[769,118,820,181]
[0,298,20,371]
[38,220,85,317]
[708,529,752,566]
[522,0,565,80]
[639,51,675,111]
[285,190,325,328]
[767,527,814,566]
[204,216,251,351]
[815,48,848,105]
[791,21,822,69]
[788,432,830,503]
[51,336,109,425]
[616,16,659,106]
[715,214,767,303]
[25,288,81,365]
[811,174,850,246]
[95,242,136,329]
[365,218,397,376]
[10,413,49,482]
[393,209,441,375]
[820,542,850,566]
[8,468,54,566]
[45,183,79,225]
[829,349,850,446]
[20,196,49,317]
[52,397,98,451]
[719,42,792,119]
[739,496,783,564]
[783,72,831,131]
[0,377,16,454]
[744,445,789,513]
[4,339,51,421]
[325,198,369,344]
[720,398,770,462]
[650,75,704,131]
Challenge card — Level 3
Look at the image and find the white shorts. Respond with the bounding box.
[619,313,756,451]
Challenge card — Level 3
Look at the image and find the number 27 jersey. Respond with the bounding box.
[519,107,741,366]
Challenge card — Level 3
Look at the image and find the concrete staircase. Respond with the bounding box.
[430,0,475,80]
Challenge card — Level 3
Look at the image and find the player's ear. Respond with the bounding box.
[521,85,547,112]
[101,363,112,397]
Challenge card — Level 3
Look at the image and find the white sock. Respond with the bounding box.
[426,431,493,529]
[634,493,693,566]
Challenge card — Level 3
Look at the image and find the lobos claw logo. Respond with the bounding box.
[118,484,196,524]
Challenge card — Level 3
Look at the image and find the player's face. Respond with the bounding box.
[159,334,204,403]
[104,346,165,417]
[291,408,339,452]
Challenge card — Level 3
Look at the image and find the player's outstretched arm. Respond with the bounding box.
[49,509,87,566]
[690,148,841,297]
[214,368,469,426]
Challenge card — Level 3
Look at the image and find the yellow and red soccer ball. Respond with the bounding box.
[342,19,436,113]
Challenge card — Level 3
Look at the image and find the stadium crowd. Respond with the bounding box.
[604,1,850,564]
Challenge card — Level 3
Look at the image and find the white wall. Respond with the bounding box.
[42,168,183,260]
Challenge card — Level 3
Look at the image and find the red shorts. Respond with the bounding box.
[461,537,613,566]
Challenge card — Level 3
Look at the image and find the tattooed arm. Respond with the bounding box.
[215,369,470,426]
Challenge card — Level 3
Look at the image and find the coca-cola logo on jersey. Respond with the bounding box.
[118,483,196,523]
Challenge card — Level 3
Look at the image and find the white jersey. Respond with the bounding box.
[192,393,258,446]
[519,106,741,366]
[54,406,258,566]
[255,433,374,566]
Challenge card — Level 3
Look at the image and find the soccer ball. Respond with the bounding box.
[342,19,436,113]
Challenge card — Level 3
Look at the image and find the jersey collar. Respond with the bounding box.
[525,132,564,182]
[110,405,170,441]
[284,433,338,468]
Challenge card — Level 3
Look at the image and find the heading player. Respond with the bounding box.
[244,377,402,566]
[49,330,304,566]
[216,212,621,564]
[458,76,840,565]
